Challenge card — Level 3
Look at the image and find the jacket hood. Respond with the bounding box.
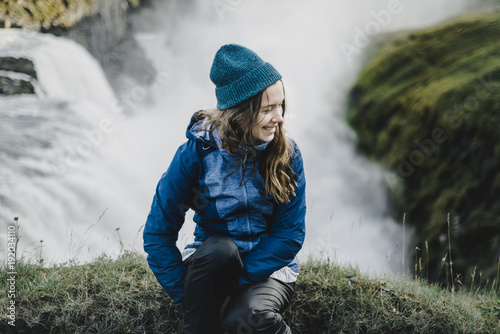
[186,113,217,148]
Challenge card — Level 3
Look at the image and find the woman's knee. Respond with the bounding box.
[222,301,288,334]
[221,279,294,333]
[188,235,242,272]
[221,302,284,333]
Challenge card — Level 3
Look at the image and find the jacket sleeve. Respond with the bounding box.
[143,140,200,302]
[240,142,306,285]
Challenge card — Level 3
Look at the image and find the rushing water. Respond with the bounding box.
[1,0,474,274]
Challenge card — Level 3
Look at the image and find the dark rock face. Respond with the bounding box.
[347,10,500,287]
[49,0,156,92]
[0,57,36,95]
[0,57,37,78]
[0,75,35,95]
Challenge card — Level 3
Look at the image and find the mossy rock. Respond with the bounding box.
[347,9,500,286]
[0,0,143,31]
[0,0,96,31]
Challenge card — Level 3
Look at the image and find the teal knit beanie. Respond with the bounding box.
[210,44,282,110]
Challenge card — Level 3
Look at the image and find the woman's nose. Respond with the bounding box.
[272,107,284,123]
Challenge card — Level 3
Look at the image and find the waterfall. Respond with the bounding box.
[0,29,139,262]
[1,0,472,274]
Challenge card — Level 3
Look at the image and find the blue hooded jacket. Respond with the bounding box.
[143,114,306,302]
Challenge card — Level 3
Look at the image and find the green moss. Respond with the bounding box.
[127,0,141,8]
[0,1,146,31]
[0,0,96,30]
[347,10,500,286]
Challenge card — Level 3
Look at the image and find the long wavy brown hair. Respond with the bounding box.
[195,81,296,203]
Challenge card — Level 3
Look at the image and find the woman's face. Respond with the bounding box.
[252,81,285,142]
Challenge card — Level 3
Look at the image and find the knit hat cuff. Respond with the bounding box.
[215,62,282,110]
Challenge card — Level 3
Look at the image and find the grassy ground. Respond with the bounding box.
[1,252,498,333]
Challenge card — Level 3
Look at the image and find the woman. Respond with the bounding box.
[143,44,306,334]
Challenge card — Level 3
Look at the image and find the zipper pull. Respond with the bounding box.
[242,148,248,166]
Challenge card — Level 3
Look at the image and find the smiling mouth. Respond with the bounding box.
[263,126,276,132]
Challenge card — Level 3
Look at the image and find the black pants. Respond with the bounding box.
[183,235,294,334]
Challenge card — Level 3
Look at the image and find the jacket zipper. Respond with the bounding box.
[240,151,252,243]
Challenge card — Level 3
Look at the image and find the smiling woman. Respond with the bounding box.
[253,81,285,142]
[143,44,306,334]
